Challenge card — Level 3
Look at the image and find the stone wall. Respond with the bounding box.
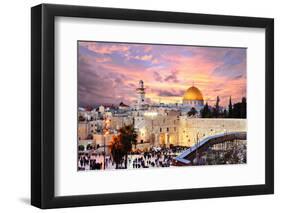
[137,116,247,147]
[79,115,247,150]
[178,118,247,147]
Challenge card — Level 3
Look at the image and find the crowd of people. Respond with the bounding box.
[78,141,246,171]
[78,153,103,170]
[130,147,185,169]
[193,140,247,165]
[78,146,188,170]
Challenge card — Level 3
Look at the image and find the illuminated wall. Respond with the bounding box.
[178,118,247,147]
[136,116,247,147]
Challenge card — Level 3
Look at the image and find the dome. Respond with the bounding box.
[183,86,203,101]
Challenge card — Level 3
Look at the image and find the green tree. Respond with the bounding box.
[213,96,220,118]
[230,97,247,118]
[109,125,138,169]
[241,97,247,118]
[86,144,92,150]
[201,102,212,118]
[188,107,198,116]
[109,136,125,169]
[223,109,227,118]
[228,96,233,118]
[233,102,241,118]
[78,145,84,151]
[119,125,138,169]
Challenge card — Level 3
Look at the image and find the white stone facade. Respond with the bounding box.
[134,115,247,147]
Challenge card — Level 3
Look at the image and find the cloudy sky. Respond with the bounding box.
[78,41,246,107]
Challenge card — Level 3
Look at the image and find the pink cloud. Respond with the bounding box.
[80,41,129,54]
[79,42,246,107]
[134,54,153,61]
[95,57,112,63]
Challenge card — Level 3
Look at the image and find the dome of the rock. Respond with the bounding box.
[183,86,204,101]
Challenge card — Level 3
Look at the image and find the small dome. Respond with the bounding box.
[183,86,203,101]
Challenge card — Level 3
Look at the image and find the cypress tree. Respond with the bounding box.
[228,96,233,118]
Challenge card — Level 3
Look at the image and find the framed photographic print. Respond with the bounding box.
[31,4,274,209]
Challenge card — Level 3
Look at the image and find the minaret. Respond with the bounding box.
[136,80,145,110]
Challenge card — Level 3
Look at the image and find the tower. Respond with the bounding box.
[136,80,145,110]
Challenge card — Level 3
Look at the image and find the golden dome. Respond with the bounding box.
[183,86,203,101]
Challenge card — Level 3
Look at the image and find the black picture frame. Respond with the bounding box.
[31,3,274,209]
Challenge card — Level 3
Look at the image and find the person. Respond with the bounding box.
[80,157,84,167]
[105,158,108,167]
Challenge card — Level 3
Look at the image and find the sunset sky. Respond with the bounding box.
[78,41,246,108]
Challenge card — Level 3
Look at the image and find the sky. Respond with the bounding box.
[78,41,246,108]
